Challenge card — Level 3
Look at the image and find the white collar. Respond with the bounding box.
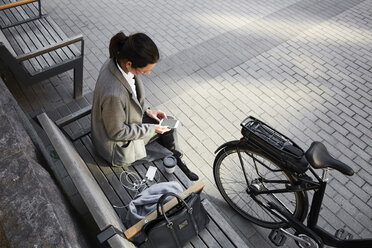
[116,59,137,97]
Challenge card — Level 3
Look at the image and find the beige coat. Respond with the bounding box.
[92,58,155,167]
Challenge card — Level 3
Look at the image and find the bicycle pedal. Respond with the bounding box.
[335,228,353,240]
[269,229,287,246]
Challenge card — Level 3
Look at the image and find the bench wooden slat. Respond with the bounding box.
[0,1,26,22]
[14,0,40,18]
[1,28,22,54]
[82,135,140,212]
[3,24,50,75]
[73,138,125,217]
[0,1,28,27]
[200,209,236,248]
[35,16,77,60]
[0,0,43,30]
[12,22,52,69]
[0,29,15,55]
[25,19,64,64]
[102,157,143,202]
[197,228,222,248]
[80,135,132,217]
[33,18,78,64]
[110,166,140,202]
[37,16,76,59]
[8,2,30,22]
[10,25,44,71]
[0,0,37,10]
[203,199,248,247]
[1,7,29,53]
[44,15,80,56]
[189,235,208,248]
[19,21,57,66]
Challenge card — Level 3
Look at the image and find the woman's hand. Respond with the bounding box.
[145,109,167,122]
[154,125,171,134]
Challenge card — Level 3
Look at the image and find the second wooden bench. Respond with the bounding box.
[0,0,84,98]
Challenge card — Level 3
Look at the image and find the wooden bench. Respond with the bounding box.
[0,0,84,98]
[33,101,249,248]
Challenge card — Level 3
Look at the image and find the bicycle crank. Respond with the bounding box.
[296,233,319,248]
[269,228,318,248]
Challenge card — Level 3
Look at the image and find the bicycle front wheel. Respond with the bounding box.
[213,145,307,229]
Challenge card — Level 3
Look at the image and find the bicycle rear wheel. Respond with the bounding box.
[213,144,307,229]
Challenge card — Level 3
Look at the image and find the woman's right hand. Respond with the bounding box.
[155,125,171,134]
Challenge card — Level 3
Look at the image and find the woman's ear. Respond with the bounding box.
[126,61,132,69]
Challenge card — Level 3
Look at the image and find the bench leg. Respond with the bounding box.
[73,65,83,99]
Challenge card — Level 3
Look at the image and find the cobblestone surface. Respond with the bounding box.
[8,0,372,247]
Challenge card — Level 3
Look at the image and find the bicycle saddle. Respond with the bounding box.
[305,142,354,176]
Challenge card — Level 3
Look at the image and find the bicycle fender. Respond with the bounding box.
[214,140,244,154]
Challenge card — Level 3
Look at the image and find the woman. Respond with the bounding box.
[91,31,198,181]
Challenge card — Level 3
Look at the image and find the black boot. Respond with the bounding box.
[175,156,199,181]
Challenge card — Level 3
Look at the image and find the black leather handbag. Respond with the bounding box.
[142,191,210,248]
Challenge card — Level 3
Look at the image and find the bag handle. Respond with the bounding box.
[156,192,182,216]
[158,192,200,240]
[156,192,193,223]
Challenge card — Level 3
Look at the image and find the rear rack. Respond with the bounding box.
[240,116,304,159]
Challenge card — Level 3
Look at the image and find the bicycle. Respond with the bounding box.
[213,116,372,248]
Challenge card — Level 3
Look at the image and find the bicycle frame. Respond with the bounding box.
[304,169,372,248]
[238,147,372,248]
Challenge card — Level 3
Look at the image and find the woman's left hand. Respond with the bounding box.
[146,109,167,122]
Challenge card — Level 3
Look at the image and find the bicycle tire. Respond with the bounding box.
[213,144,307,229]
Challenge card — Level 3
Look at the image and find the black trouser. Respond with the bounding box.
[142,114,182,157]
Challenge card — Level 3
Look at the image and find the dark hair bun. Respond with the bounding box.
[109,32,128,58]
[109,32,159,68]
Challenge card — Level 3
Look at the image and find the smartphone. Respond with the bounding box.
[159,118,179,129]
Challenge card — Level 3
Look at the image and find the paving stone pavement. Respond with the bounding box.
[7,0,372,247]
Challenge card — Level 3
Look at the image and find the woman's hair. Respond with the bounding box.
[109,32,159,68]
